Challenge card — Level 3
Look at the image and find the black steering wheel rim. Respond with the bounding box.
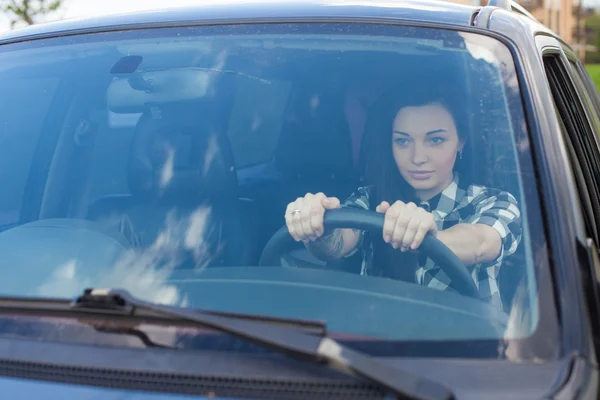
[259,208,479,298]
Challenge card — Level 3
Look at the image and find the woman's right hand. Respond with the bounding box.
[285,193,341,242]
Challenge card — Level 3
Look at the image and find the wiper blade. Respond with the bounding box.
[72,288,454,400]
[94,325,171,348]
[72,290,326,334]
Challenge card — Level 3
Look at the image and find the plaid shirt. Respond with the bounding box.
[342,173,522,310]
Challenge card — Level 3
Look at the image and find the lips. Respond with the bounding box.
[408,171,434,180]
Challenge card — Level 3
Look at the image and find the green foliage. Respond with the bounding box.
[585,64,600,92]
[585,13,600,64]
[587,13,600,47]
[1,0,62,28]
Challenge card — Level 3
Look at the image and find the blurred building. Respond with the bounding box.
[445,0,590,59]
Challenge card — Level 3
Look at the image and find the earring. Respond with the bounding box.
[459,149,463,160]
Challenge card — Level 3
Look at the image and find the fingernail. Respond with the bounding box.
[392,243,398,249]
[411,243,418,250]
[384,235,391,243]
[401,246,408,252]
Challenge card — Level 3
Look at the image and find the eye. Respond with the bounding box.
[429,137,446,145]
[394,138,409,146]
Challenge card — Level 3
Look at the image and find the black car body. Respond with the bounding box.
[0,0,597,399]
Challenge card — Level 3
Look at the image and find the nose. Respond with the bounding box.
[411,142,427,165]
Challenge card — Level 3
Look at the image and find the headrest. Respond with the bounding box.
[127,106,237,202]
[274,87,354,179]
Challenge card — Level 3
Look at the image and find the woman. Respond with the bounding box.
[284,89,522,310]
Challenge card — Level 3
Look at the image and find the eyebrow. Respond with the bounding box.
[393,129,448,136]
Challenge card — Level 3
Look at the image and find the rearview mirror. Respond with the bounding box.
[107,68,214,113]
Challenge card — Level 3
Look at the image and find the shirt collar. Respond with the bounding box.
[419,173,465,218]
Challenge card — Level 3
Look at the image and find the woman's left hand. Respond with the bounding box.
[376,201,438,252]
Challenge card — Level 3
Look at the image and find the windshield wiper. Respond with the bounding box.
[91,324,171,348]
[70,288,454,400]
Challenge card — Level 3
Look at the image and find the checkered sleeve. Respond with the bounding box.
[342,186,372,211]
[339,186,372,257]
[465,189,522,265]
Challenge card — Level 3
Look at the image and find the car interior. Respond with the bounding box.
[0,32,530,312]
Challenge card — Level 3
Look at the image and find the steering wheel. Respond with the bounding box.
[259,208,479,298]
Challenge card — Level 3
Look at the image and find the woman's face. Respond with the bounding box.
[391,102,463,201]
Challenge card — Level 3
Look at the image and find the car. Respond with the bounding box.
[0,0,597,398]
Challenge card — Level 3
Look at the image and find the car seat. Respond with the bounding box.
[87,104,259,268]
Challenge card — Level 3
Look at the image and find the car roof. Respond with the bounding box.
[0,0,483,43]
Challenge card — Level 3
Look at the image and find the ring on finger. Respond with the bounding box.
[290,209,301,217]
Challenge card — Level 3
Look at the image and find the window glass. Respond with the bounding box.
[0,24,548,357]
[545,55,600,242]
[568,59,600,136]
[571,60,600,115]
[0,76,58,226]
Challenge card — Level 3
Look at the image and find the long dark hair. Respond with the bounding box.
[362,87,469,281]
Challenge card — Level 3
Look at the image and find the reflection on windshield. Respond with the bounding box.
[0,23,550,355]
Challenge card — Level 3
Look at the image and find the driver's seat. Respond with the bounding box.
[87,106,259,268]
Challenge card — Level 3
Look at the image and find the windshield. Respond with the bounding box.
[0,23,549,358]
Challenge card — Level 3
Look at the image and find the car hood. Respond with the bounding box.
[0,356,576,400]
[0,376,225,400]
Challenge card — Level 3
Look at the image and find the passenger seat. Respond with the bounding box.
[87,106,258,268]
